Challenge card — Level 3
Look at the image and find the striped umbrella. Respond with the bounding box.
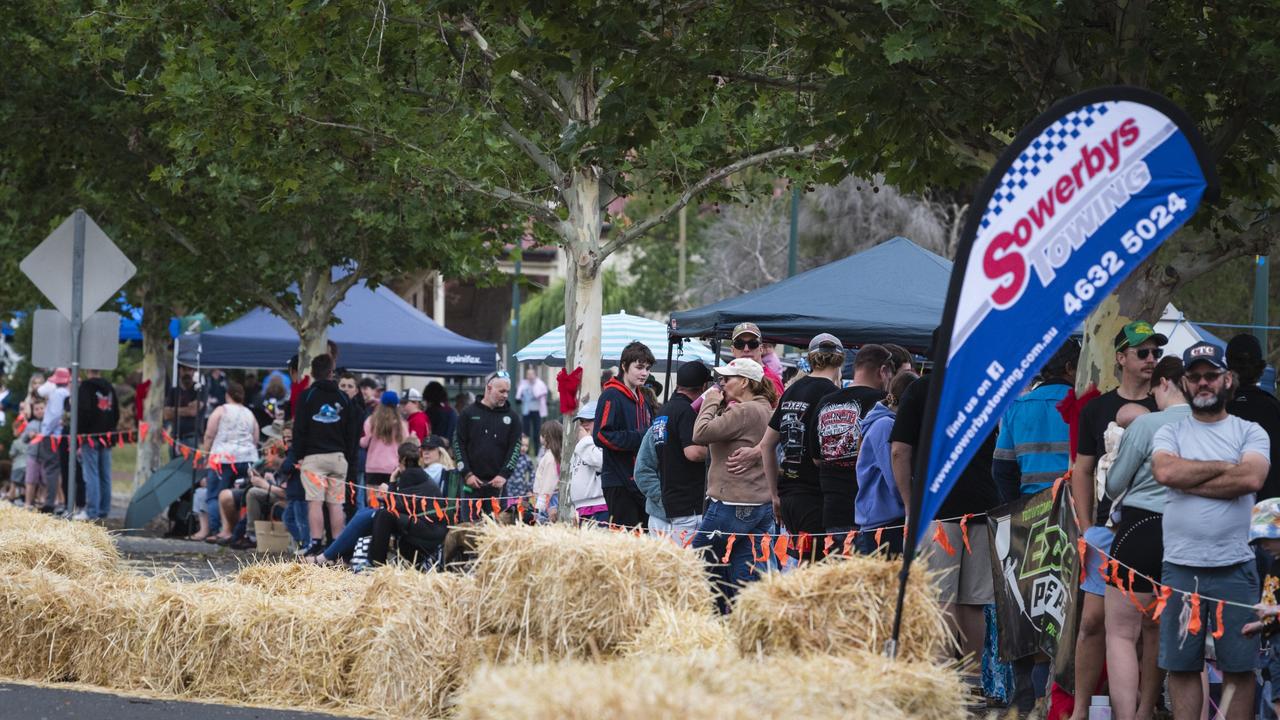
[515,311,715,369]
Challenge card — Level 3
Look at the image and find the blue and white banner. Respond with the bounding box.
[911,87,1218,545]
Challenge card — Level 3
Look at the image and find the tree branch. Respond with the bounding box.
[453,17,571,125]
[712,70,823,92]
[444,169,560,224]
[499,119,563,186]
[258,289,301,326]
[603,140,832,261]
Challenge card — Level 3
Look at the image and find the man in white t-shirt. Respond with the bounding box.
[1153,341,1271,720]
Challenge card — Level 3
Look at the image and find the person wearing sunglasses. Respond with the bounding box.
[729,322,784,397]
[1066,320,1164,720]
[1149,341,1271,720]
[454,370,522,520]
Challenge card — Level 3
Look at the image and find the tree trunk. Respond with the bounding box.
[1077,248,1194,394]
[136,297,171,488]
[293,267,335,374]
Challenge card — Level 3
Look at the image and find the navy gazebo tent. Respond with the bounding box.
[177,281,496,376]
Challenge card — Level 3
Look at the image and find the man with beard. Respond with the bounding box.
[1152,342,1271,720]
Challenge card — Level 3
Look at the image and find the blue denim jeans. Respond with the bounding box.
[80,445,113,519]
[324,507,379,561]
[283,499,310,545]
[206,462,249,534]
[691,500,775,612]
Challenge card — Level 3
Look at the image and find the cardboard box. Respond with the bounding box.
[254,520,293,554]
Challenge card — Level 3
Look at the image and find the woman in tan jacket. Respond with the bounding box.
[691,358,779,611]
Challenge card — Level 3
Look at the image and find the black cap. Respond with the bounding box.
[676,361,713,388]
[1226,333,1264,366]
[422,435,448,450]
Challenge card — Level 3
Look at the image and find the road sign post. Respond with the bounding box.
[20,209,136,518]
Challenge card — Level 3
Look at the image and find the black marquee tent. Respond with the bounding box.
[177,280,496,376]
[668,237,952,352]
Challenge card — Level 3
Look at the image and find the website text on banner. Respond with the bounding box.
[911,87,1218,548]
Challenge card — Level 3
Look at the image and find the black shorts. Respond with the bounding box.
[778,494,823,536]
[1110,507,1163,593]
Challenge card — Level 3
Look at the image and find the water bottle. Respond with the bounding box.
[1087,695,1111,720]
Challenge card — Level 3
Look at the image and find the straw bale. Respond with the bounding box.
[469,523,715,658]
[729,554,953,663]
[232,560,371,602]
[0,568,88,681]
[0,509,120,576]
[348,567,479,718]
[622,605,734,657]
[0,503,118,558]
[69,573,173,690]
[453,650,967,720]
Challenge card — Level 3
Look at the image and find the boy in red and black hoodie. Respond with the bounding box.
[592,341,655,527]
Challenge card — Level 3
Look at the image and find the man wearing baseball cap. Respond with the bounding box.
[729,322,783,396]
[1226,333,1280,501]
[726,334,845,553]
[1151,341,1271,719]
[1067,320,1164,718]
[650,362,713,542]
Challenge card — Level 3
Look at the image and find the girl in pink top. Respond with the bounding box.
[362,391,410,487]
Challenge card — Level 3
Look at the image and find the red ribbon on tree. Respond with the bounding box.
[556,367,584,414]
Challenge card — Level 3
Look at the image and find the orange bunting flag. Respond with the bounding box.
[370,490,381,509]
[774,534,789,565]
[1187,593,1202,635]
[1212,600,1226,640]
[139,423,149,441]
[682,531,694,548]
[843,531,855,556]
[85,435,94,448]
[1078,537,1088,584]
[516,498,525,517]
[750,536,764,563]
[875,527,885,549]
[760,535,771,563]
[179,445,191,460]
[798,532,812,559]
[933,522,956,556]
[722,534,737,564]
[1109,558,1122,587]
[678,530,689,548]
[1126,569,1146,615]
[116,432,126,448]
[491,497,501,515]
[1096,553,1110,584]
[433,499,445,521]
[1151,585,1172,620]
[1051,475,1064,505]
[960,514,973,554]
[823,536,835,557]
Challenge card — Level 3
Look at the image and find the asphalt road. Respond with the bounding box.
[0,682,367,720]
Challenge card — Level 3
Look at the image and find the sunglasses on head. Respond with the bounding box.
[1126,347,1163,360]
[733,339,761,350]
[1186,370,1224,384]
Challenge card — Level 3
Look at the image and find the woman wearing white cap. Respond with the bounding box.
[569,400,608,523]
[691,358,778,611]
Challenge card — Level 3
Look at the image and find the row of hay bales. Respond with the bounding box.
[0,503,967,719]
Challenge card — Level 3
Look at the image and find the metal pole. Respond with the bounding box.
[677,206,687,297]
[67,209,85,516]
[509,256,522,372]
[788,185,800,277]
[1254,255,1270,350]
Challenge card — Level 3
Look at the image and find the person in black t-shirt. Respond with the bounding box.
[164,366,200,450]
[726,334,844,554]
[889,333,1000,681]
[1067,320,1162,720]
[1226,333,1280,501]
[807,343,892,540]
[653,362,713,536]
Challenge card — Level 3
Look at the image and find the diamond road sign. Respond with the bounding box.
[19,212,136,321]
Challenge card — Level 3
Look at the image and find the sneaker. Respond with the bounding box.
[300,540,327,557]
[71,510,90,521]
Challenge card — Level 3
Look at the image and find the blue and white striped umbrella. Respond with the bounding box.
[516,311,715,369]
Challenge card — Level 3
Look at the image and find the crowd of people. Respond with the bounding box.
[1,318,1277,719]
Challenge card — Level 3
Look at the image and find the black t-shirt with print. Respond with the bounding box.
[653,392,707,518]
[768,375,837,498]
[1077,389,1158,525]
[807,384,885,530]
[890,374,1000,522]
